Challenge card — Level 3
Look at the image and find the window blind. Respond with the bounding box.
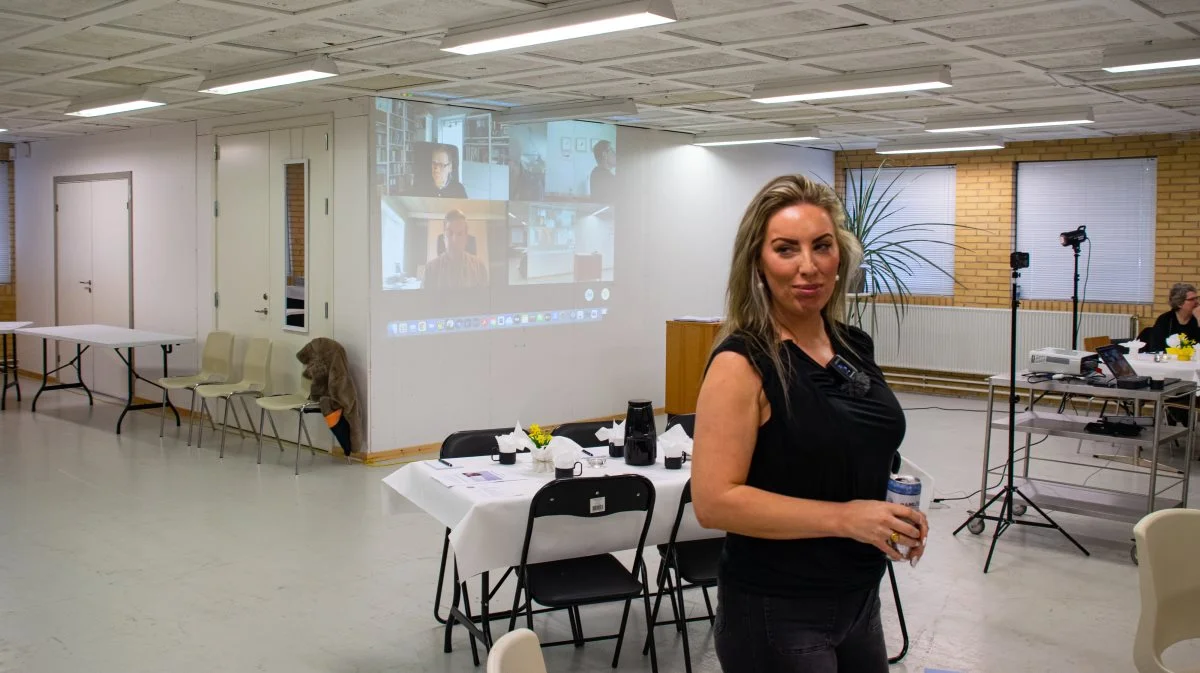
[1015,158,1156,304]
[0,162,10,284]
[845,165,957,296]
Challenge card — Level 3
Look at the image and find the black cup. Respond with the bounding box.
[608,441,624,458]
[664,454,686,469]
[555,462,583,479]
[491,449,516,465]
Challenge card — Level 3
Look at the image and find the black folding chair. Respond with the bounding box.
[506,475,659,673]
[434,427,531,664]
[666,413,695,438]
[642,479,721,673]
[551,420,612,448]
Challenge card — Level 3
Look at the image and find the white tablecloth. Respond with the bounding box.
[1122,353,1200,382]
[383,451,719,579]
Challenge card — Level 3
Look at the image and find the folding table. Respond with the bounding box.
[15,324,195,434]
[0,321,32,411]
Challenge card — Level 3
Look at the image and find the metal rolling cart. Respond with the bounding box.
[963,374,1194,564]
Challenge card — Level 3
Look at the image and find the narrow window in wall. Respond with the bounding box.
[1016,158,1156,303]
[0,161,11,284]
[844,165,957,296]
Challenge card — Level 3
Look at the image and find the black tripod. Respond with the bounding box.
[953,254,1090,573]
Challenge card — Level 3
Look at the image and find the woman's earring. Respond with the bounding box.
[836,274,841,281]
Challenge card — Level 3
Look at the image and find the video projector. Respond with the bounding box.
[1028,347,1099,376]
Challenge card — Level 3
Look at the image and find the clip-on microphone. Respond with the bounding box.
[829,354,871,398]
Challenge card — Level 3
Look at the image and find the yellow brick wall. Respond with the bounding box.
[834,133,1200,328]
[1,143,13,322]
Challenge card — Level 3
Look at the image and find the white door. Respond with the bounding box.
[55,177,131,398]
[215,124,331,397]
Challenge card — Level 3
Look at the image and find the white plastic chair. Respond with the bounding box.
[195,338,272,458]
[486,628,547,673]
[156,331,234,443]
[254,376,322,475]
[1133,508,1200,673]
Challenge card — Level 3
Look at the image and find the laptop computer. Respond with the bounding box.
[1095,344,1177,389]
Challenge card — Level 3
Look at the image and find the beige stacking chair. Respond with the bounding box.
[486,629,547,673]
[254,376,322,475]
[195,338,272,458]
[1133,508,1200,673]
[156,331,234,443]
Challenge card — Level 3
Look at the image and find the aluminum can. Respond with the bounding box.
[886,475,921,557]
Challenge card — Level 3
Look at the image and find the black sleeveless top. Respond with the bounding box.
[712,325,906,597]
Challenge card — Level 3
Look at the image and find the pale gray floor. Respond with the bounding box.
[1,387,1198,673]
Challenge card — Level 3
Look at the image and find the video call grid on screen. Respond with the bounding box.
[376,98,617,295]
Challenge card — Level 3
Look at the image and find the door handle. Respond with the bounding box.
[254,308,269,315]
[78,280,92,286]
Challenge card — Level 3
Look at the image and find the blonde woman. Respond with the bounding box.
[692,174,928,673]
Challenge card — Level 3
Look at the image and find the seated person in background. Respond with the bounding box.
[1149,282,1200,351]
[424,210,489,289]
[588,140,616,203]
[427,144,468,199]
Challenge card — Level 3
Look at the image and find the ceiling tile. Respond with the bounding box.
[419,56,542,79]
[12,80,115,98]
[620,52,760,76]
[985,25,1166,57]
[223,0,336,9]
[573,80,679,97]
[31,28,170,59]
[945,60,1017,78]
[529,35,681,63]
[676,9,859,43]
[106,4,263,38]
[500,71,618,89]
[141,46,279,73]
[1102,73,1200,93]
[947,72,1054,92]
[0,51,87,75]
[72,65,181,85]
[328,73,447,91]
[228,23,377,52]
[425,83,513,98]
[981,91,1114,108]
[670,0,791,20]
[190,98,293,114]
[126,106,229,121]
[1021,49,1104,70]
[0,0,124,19]
[331,0,514,32]
[638,91,743,105]
[751,33,918,60]
[337,41,445,67]
[922,6,1127,40]
[679,63,827,87]
[839,0,1043,22]
[1137,0,1200,16]
[812,47,961,72]
[0,18,43,41]
[0,91,60,107]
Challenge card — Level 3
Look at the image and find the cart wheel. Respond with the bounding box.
[967,518,985,535]
[1013,503,1028,517]
[1130,544,1138,566]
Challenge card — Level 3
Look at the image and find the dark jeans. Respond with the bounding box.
[714,582,888,673]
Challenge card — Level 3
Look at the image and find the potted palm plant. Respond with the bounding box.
[841,161,969,332]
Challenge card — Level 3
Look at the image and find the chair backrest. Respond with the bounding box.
[486,628,546,673]
[240,338,273,390]
[551,420,611,447]
[299,374,312,398]
[1083,336,1112,353]
[199,331,235,381]
[1133,509,1200,673]
[666,413,695,438]
[439,427,516,459]
[519,475,656,575]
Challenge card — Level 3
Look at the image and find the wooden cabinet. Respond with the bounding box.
[665,320,722,415]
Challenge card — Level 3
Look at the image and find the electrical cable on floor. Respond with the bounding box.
[931,436,1047,503]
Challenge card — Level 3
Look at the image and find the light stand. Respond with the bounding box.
[1060,226,1087,350]
[953,251,1091,573]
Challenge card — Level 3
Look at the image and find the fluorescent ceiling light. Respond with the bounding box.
[199,55,339,95]
[495,98,637,124]
[924,107,1093,133]
[751,66,952,104]
[65,87,166,117]
[0,129,7,133]
[694,128,820,146]
[1103,40,1200,73]
[876,138,1004,155]
[440,0,675,55]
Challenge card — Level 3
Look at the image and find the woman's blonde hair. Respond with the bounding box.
[714,174,863,398]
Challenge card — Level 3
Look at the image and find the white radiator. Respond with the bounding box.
[858,305,1136,375]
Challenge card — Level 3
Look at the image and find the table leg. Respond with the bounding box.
[114,345,180,435]
[1,332,9,411]
[30,339,93,412]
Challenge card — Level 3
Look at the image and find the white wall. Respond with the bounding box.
[15,103,375,448]
[16,124,202,392]
[366,124,833,452]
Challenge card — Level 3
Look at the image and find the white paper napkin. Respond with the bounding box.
[596,420,625,446]
[658,423,692,460]
[1125,339,1145,355]
[549,436,582,468]
[495,424,536,454]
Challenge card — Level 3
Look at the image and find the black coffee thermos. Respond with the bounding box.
[623,399,657,466]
